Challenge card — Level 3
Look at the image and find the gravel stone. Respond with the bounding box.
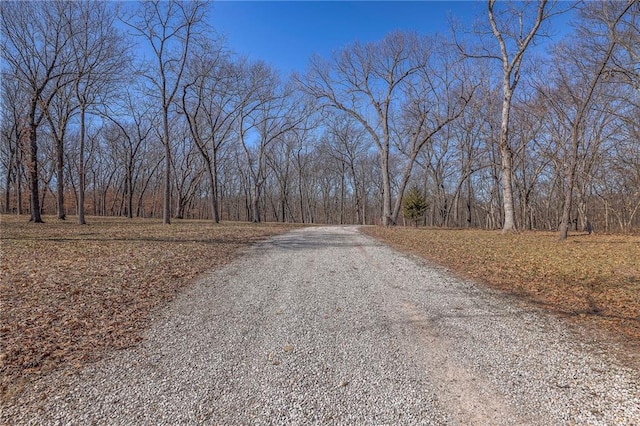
[2,226,638,425]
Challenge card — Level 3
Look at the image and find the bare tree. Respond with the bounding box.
[181,44,237,223]
[390,38,474,224]
[456,1,563,231]
[171,127,205,219]
[62,1,130,224]
[126,0,208,225]
[102,85,157,218]
[42,79,78,220]
[539,1,636,239]
[236,61,305,223]
[1,1,75,222]
[291,131,317,224]
[301,31,430,226]
[0,77,27,214]
[321,112,370,224]
[508,89,554,230]
[608,1,640,93]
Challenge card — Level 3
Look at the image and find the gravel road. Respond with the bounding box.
[3,226,639,425]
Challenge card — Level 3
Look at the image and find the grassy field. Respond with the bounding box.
[361,227,640,345]
[0,215,301,400]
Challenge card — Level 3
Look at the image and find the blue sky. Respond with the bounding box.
[209,1,486,74]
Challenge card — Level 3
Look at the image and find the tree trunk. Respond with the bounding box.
[349,162,362,225]
[466,173,473,227]
[56,136,66,220]
[162,107,171,225]
[577,197,588,232]
[16,146,23,215]
[251,182,261,223]
[498,87,517,233]
[380,150,392,226]
[4,148,13,213]
[25,119,43,223]
[339,166,345,225]
[559,132,580,240]
[211,150,220,223]
[204,159,219,224]
[298,167,305,224]
[78,106,87,225]
[127,172,134,219]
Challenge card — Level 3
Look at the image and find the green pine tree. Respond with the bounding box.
[402,186,428,227]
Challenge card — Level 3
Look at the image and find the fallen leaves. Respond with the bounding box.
[0,215,300,401]
[362,227,640,343]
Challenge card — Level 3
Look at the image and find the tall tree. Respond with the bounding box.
[63,1,129,224]
[0,77,27,214]
[390,38,474,224]
[43,80,76,220]
[546,0,637,239]
[127,0,207,225]
[486,0,561,232]
[1,1,74,222]
[322,112,370,225]
[237,62,305,223]
[181,44,237,223]
[102,85,157,219]
[301,31,429,226]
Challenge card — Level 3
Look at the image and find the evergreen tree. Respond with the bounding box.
[402,186,428,227]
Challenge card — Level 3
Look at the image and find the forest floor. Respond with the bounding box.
[0,215,301,401]
[361,226,640,354]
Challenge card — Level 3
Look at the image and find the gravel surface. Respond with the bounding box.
[2,226,639,425]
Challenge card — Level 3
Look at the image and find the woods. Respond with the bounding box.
[1,0,639,234]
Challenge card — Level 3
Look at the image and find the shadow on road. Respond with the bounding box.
[265,230,376,250]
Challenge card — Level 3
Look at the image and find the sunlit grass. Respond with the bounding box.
[362,227,640,340]
[0,214,301,400]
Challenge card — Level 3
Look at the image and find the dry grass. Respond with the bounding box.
[3,217,638,401]
[361,227,640,343]
[0,215,301,400]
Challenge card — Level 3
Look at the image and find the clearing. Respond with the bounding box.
[1,225,639,424]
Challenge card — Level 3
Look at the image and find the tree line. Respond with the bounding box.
[1,0,638,237]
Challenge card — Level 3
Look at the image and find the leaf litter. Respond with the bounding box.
[362,227,640,352]
[0,215,300,401]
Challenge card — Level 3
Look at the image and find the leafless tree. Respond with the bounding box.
[42,80,77,220]
[171,126,205,219]
[608,1,640,93]
[126,0,208,224]
[486,0,564,232]
[62,1,129,224]
[102,85,158,218]
[236,61,306,222]
[510,91,553,230]
[321,112,370,224]
[1,1,75,222]
[538,0,636,239]
[391,38,474,224]
[0,77,27,214]
[301,31,430,226]
[181,44,237,222]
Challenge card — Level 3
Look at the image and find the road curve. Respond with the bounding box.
[3,226,639,425]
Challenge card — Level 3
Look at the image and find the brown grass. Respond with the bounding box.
[361,226,640,343]
[3,218,638,401]
[0,215,301,400]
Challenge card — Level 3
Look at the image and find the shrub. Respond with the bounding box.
[402,186,428,227]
